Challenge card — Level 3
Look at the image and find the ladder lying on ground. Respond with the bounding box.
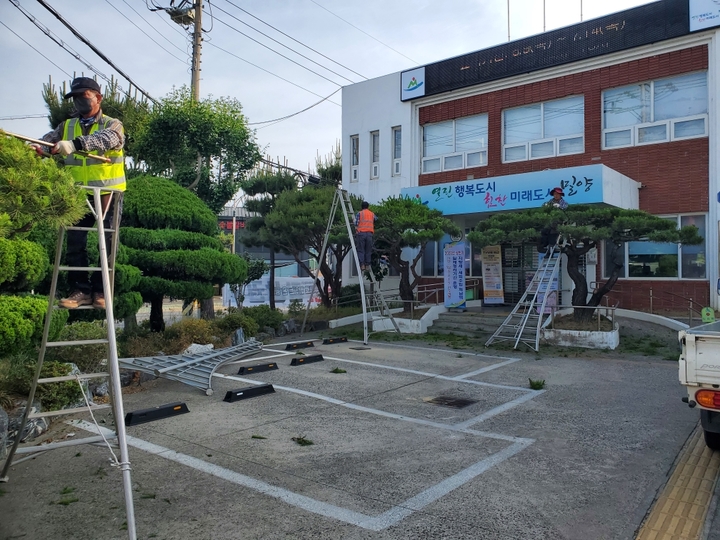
[0,187,137,539]
[302,188,399,344]
[485,240,563,352]
[118,339,263,396]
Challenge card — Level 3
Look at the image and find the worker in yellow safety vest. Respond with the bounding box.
[36,77,126,310]
[354,201,377,272]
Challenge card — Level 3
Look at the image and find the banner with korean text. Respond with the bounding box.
[443,241,466,309]
[481,246,504,305]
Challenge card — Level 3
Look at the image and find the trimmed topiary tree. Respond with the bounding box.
[121,176,248,332]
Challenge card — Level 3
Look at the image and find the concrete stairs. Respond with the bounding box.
[428,309,512,339]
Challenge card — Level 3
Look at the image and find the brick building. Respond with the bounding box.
[342,0,720,312]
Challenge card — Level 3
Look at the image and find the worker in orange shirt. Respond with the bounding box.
[354,201,377,272]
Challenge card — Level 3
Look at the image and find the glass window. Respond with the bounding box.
[422,114,488,173]
[371,131,379,163]
[603,72,707,148]
[681,215,706,279]
[422,240,437,276]
[392,127,401,159]
[603,214,706,279]
[504,105,541,145]
[502,96,584,162]
[351,135,359,166]
[423,121,453,157]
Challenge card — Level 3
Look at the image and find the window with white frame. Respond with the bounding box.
[503,95,584,162]
[603,214,706,279]
[350,135,359,182]
[422,114,488,174]
[370,131,379,179]
[392,126,402,176]
[602,71,708,149]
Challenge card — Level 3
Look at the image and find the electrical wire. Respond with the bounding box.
[11,1,112,83]
[0,19,72,77]
[103,0,188,64]
[205,40,340,105]
[211,14,343,87]
[247,88,340,126]
[0,113,49,121]
[34,0,157,103]
[308,0,417,64]
[119,0,189,56]
[211,1,358,84]
[220,0,367,81]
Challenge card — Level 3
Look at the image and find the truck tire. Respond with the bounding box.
[703,429,720,451]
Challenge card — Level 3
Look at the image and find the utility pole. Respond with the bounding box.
[191,0,202,101]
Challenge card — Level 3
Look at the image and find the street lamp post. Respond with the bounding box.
[231,197,244,256]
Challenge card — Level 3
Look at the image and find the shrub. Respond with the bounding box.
[287,299,305,318]
[242,305,284,331]
[45,321,107,373]
[3,352,82,411]
[213,312,259,338]
[337,284,362,308]
[162,318,216,354]
[0,295,67,357]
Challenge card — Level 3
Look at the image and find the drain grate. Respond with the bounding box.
[424,396,478,409]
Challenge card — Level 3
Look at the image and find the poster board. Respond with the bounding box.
[481,245,504,305]
[443,241,466,309]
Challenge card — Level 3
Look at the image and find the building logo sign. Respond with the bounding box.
[690,0,720,31]
[400,67,426,101]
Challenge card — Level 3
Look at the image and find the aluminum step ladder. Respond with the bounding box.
[302,188,400,344]
[485,240,563,352]
[118,339,263,395]
[0,187,137,539]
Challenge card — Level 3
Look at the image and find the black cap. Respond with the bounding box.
[64,77,102,99]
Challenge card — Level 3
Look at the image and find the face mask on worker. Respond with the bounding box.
[73,96,96,116]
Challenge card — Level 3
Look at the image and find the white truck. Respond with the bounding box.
[679,322,720,450]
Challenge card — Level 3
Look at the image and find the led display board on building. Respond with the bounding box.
[401,0,694,101]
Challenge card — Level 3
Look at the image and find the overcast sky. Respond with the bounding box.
[1,0,653,176]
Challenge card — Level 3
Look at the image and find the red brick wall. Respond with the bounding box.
[418,45,709,215]
[600,280,710,314]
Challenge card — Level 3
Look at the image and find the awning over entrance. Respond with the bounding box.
[401,164,640,215]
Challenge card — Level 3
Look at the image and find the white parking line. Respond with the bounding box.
[72,420,530,531]
[213,373,533,444]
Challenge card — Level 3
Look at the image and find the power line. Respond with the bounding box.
[0,19,72,77]
[103,0,188,64]
[212,1,358,84]
[119,0,189,56]
[247,88,341,126]
[210,12,344,87]
[34,0,158,103]
[0,113,49,121]
[220,0,367,81]
[308,0,417,64]
[11,0,112,83]
[205,40,341,106]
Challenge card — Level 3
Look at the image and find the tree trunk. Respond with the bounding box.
[269,249,276,310]
[149,295,165,333]
[123,314,138,334]
[200,297,215,320]
[399,271,414,303]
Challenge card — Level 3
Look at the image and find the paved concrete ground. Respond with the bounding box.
[0,337,699,540]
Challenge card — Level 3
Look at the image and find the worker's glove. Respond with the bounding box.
[52,140,75,156]
[28,144,45,156]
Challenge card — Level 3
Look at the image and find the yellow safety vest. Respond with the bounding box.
[62,116,126,192]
